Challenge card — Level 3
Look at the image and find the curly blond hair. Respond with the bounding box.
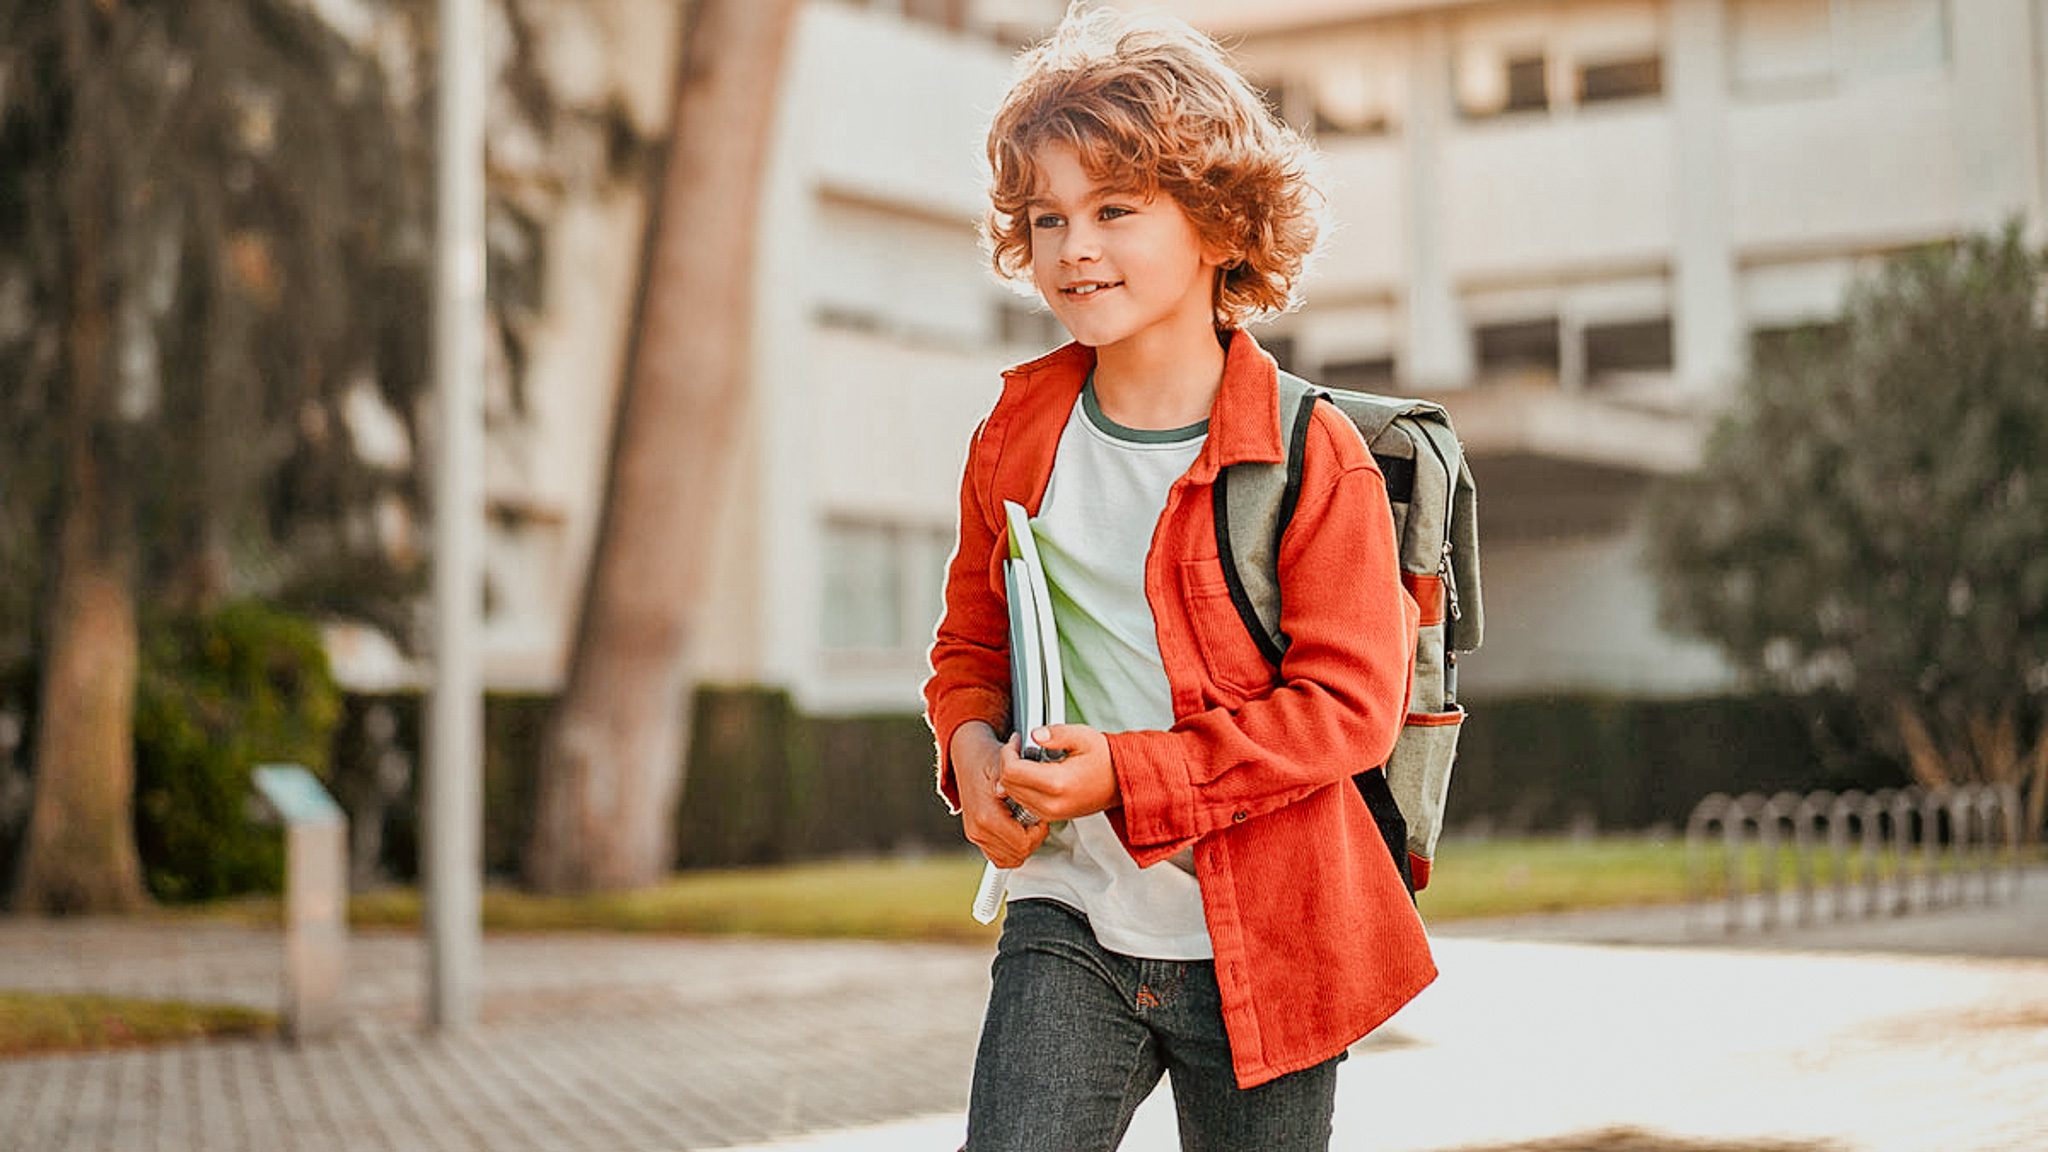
[984,6,1324,329]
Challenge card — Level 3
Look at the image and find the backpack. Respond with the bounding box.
[1214,370,1483,893]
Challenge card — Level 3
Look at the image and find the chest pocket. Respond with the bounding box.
[1178,557,1278,700]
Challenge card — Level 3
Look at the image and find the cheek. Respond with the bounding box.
[1028,240,1060,291]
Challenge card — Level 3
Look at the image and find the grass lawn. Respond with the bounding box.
[349,852,1013,943]
[0,992,275,1059]
[189,835,1707,940]
[1419,835,1696,920]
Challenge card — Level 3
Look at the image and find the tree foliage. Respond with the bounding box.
[1646,226,2048,837]
[0,0,435,644]
[0,0,442,912]
[0,0,651,910]
[133,600,343,902]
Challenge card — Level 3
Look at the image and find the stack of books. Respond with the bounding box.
[972,500,1063,924]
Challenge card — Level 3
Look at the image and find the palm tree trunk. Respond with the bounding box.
[524,0,801,892]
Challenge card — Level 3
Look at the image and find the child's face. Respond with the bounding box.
[1025,142,1225,358]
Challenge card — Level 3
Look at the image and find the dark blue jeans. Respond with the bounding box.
[964,899,1339,1152]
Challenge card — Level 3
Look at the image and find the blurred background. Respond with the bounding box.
[1,0,2042,911]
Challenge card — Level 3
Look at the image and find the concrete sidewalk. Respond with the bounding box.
[3,871,2045,1151]
[722,942,2048,1152]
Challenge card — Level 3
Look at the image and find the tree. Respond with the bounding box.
[0,0,436,912]
[1646,226,2048,840]
[4,0,659,910]
[524,0,802,892]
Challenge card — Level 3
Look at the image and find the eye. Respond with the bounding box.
[1098,205,1133,221]
[1030,211,1066,230]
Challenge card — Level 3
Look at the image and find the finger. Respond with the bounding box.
[998,732,1032,774]
[976,816,1043,867]
[968,823,1031,866]
[1030,724,1089,759]
[995,765,1050,813]
[990,819,1051,868]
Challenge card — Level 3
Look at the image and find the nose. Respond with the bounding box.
[1059,220,1099,266]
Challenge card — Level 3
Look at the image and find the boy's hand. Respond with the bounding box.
[953,722,1050,869]
[999,724,1118,823]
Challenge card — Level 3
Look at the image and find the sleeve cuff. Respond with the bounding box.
[1104,730,1198,859]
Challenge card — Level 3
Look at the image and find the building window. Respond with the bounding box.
[1504,55,1550,112]
[1732,0,1945,94]
[1475,318,1561,384]
[1456,1,1664,116]
[1307,62,1396,137]
[1578,56,1662,104]
[1838,0,1947,77]
[1457,46,1550,119]
[1584,317,1673,383]
[996,297,1064,349]
[817,304,882,334]
[1261,335,1299,375]
[1749,321,1847,372]
[1731,0,1833,91]
[821,518,950,654]
[1319,356,1397,391]
[1458,38,1548,119]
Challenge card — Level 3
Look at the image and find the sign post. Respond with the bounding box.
[252,764,347,1043]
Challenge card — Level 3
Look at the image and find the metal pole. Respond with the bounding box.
[427,0,486,1033]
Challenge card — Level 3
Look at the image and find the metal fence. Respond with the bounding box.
[1684,785,2025,933]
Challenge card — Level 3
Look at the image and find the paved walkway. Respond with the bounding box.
[3,868,2045,1151]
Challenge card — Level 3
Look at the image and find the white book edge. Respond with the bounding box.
[975,502,1063,924]
[975,556,1033,924]
[1016,524,1064,735]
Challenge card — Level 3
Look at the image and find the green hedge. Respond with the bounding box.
[328,686,1911,878]
[0,663,33,892]
[132,601,344,902]
[329,692,554,883]
[0,673,1919,898]
[673,687,958,867]
[1448,691,1908,834]
[332,686,959,881]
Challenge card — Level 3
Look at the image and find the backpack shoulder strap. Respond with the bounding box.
[1215,370,1318,666]
[1218,373,1486,664]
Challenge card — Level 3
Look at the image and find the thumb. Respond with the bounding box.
[1032,723,1090,757]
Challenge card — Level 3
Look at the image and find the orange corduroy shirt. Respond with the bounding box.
[924,330,1435,1089]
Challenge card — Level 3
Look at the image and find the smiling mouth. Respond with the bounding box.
[1064,281,1121,296]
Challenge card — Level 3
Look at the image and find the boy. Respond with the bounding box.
[923,7,1432,1149]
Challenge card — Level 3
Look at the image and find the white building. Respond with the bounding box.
[463,0,2048,715]
[1145,0,2047,699]
[448,0,1067,710]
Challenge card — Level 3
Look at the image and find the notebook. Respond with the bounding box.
[971,501,1063,924]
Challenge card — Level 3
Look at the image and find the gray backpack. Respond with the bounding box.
[1215,370,1482,892]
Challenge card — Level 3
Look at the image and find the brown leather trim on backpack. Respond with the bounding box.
[1401,571,1445,627]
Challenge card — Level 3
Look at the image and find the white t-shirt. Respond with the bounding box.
[1001,383,1213,960]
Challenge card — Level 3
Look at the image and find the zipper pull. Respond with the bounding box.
[1440,540,1461,623]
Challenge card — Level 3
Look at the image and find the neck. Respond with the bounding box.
[1090,328,1229,431]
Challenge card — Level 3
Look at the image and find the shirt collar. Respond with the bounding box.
[1001,330,1284,481]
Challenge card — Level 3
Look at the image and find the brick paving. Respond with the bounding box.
[3,871,2046,1152]
[2,925,991,1151]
